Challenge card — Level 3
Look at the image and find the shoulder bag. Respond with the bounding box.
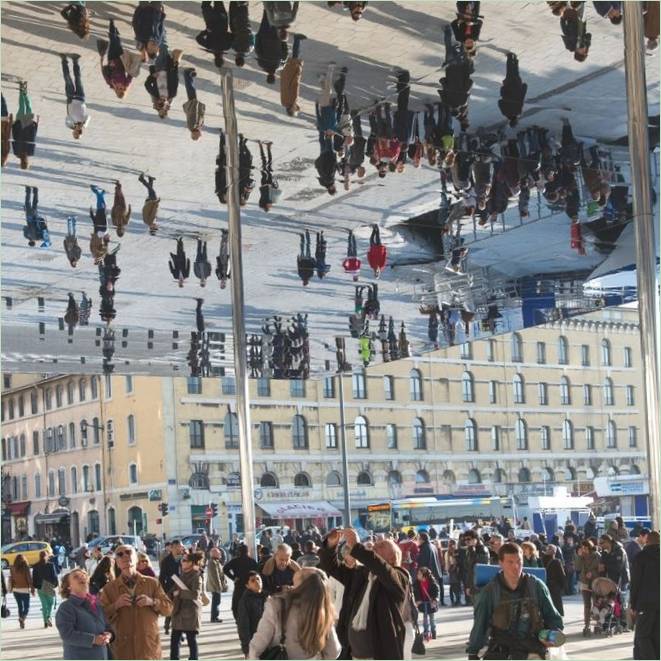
[412,623,426,656]
[260,599,289,660]
[1,597,10,619]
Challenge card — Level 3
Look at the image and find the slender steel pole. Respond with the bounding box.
[337,370,352,526]
[623,3,660,528]
[221,70,257,557]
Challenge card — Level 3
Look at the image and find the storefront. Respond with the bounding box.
[34,508,71,545]
[593,475,649,518]
[4,501,30,541]
[256,501,342,531]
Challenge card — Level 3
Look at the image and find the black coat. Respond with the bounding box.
[159,553,180,594]
[237,589,267,654]
[132,3,165,46]
[601,542,630,587]
[32,560,58,590]
[417,541,442,585]
[630,544,659,612]
[12,119,37,157]
[543,556,565,616]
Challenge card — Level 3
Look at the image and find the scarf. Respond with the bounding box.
[352,573,377,631]
[83,593,98,613]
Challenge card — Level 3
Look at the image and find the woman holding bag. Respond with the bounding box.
[170,551,204,660]
[413,567,439,642]
[9,554,34,629]
[32,550,59,627]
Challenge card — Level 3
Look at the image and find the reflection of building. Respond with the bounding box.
[1,374,167,546]
[2,307,648,542]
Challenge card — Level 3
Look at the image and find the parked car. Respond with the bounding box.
[70,536,106,562]
[100,535,146,554]
[2,541,53,568]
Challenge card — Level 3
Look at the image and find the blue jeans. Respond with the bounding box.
[419,602,436,636]
[14,592,30,619]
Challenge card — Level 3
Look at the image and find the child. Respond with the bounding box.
[170,551,203,660]
[237,571,266,657]
[414,566,440,641]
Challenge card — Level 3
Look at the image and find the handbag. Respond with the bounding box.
[41,580,57,598]
[200,591,210,606]
[1,598,9,619]
[260,599,288,660]
[412,624,426,656]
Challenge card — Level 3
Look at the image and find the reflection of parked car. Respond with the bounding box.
[181,534,205,550]
[2,541,53,568]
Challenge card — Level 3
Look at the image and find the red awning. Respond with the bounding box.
[5,501,30,516]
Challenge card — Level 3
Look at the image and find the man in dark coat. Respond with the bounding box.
[196,1,234,68]
[630,531,659,660]
[255,9,287,83]
[132,0,166,60]
[599,534,630,589]
[229,1,254,66]
[320,528,409,660]
[169,238,190,287]
[159,539,183,635]
[223,543,259,619]
[497,52,527,127]
[417,532,445,605]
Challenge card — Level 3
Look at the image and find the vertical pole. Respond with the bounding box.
[221,70,257,557]
[337,371,352,527]
[623,3,660,527]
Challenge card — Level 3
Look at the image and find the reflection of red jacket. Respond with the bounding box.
[368,244,387,271]
[342,256,361,277]
[374,137,401,163]
[570,222,586,256]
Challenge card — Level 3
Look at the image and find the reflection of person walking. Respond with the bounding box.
[497,52,527,127]
[342,229,361,281]
[280,33,306,116]
[196,298,205,333]
[315,231,330,279]
[138,173,160,234]
[64,293,80,332]
[258,141,279,211]
[169,237,190,287]
[60,54,89,139]
[194,239,212,287]
[216,129,228,204]
[64,216,82,267]
[216,229,230,289]
[297,229,315,286]
[183,67,205,140]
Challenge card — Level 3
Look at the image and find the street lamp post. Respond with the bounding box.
[334,338,352,527]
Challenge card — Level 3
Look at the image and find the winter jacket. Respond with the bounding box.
[159,553,180,594]
[318,541,409,660]
[255,12,287,76]
[248,594,341,660]
[55,595,111,660]
[64,235,82,263]
[111,184,131,231]
[32,560,58,591]
[12,116,38,157]
[171,569,202,632]
[183,98,205,133]
[413,576,440,604]
[417,541,443,585]
[644,0,659,41]
[464,542,489,592]
[142,198,159,228]
[542,556,565,616]
[264,1,299,27]
[315,142,337,188]
[9,565,33,591]
[237,589,266,654]
[205,558,224,594]
[498,80,527,122]
[260,556,301,595]
[280,57,303,113]
[132,2,165,48]
[630,543,659,613]
[624,539,643,567]
[99,573,172,660]
[600,542,629,587]
[367,244,387,272]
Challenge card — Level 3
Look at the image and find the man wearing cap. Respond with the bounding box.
[99,545,172,659]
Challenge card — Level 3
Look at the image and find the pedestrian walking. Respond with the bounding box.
[182,68,205,140]
[138,173,160,234]
[55,568,112,660]
[10,81,39,169]
[239,134,255,205]
[79,292,92,326]
[60,54,89,139]
[205,547,225,623]
[160,539,184,636]
[9,554,34,629]
[196,1,234,68]
[258,140,279,211]
[237,571,266,656]
[342,230,361,281]
[169,552,203,661]
[97,20,136,99]
[32,551,59,628]
[367,224,387,278]
[99,544,172,660]
[297,230,315,286]
[255,8,288,83]
[132,0,166,62]
[280,33,307,116]
[498,52,527,127]
[169,238,190,287]
[542,545,566,616]
[223,543,259,620]
[64,216,82,267]
[229,1,255,66]
[215,229,230,289]
[417,532,445,606]
[264,1,300,39]
[248,567,341,660]
[144,44,183,119]
[194,239,212,287]
[64,293,80,333]
[23,185,50,248]
[315,231,330,279]
[111,181,131,237]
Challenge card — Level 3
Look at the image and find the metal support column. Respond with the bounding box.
[221,70,257,556]
[623,3,660,527]
[337,370,352,527]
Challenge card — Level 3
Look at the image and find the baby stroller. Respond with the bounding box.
[590,577,623,636]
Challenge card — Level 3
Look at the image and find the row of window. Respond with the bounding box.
[188,414,635,453]
[1,376,134,422]
[461,372,635,407]
[480,335,633,368]
[2,415,136,461]
[6,462,139,502]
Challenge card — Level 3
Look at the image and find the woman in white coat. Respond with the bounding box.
[248,567,341,660]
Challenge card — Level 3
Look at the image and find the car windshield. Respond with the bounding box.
[1,543,16,552]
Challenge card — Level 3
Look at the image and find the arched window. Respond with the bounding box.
[607,420,617,448]
[224,412,239,448]
[57,468,66,496]
[78,378,87,402]
[558,336,569,365]
[464,419,478,451]
[518,467,531,483]
[442,470,456,485]
[90,376,98,399]
[387,470,402,486]
[462,372,475,403]
[410,369,423,401]
[70,466,78,494]
[603,378,614,406]
[562,420,574,449]
[126,507,141,536]
[467,468,481,484]
[412,418,426,450]
[515,418,528,450]
[416,469,430,483]
[30,390,39,414]
[326,471,342,487]
[352,370,367,399]
[55,385,64,408]
[354,416,369,449]
[67,381,75,405]
[294,472,311,488]
[45,389,52,410]
[357,471,372,486]
[68,422,76,449]
[292,415,308,449]
[128,462,138,485]
[513,374,525,404]
[511,333,523,362]
[386,424,398,449]
[541,467,555,483]
[493,468,507,483]
[601,339,612,366]
[560,376,571,405]
[261,473,278,488]
[57,425,66,451]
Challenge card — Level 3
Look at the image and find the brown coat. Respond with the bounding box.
[280,57,303,112]
[99,573,172,660]
[645,0,659,41]
[90,233,108,263]
[111,183,131,233]
[9,565,32,591]
[1,115,11,166]
[142,197,160,229]
[171,568,202,632]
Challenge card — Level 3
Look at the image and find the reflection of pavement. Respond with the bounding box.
[1,2,658,374]
[0,591,634,660]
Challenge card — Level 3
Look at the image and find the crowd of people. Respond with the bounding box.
[2,518,658,660]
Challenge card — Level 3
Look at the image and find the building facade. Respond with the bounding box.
[2,307,648,544]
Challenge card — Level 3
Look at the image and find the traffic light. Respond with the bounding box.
[159,502,169,517]
[210,503,218,518]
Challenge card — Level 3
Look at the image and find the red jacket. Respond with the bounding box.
[342,256,361,277]
[570,222,586,256]
[374,137,401,163]
[399,539,419,573]
[368,244,387,272]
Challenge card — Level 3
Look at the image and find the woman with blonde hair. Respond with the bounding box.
[9,553,34,628]
[137,553,156,577]
[521,541,542,568]
[248,567,341,660]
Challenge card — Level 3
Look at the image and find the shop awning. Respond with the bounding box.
[5,501,30,516]
[34,511,69,525]
[258,501,342,519]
